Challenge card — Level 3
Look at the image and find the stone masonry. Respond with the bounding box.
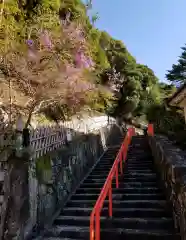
[148,135,186,239]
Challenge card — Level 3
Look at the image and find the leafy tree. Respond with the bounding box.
[0,0,112,126]
[158,82,177,98]
[166,44,186,85]
[0,0,180,131]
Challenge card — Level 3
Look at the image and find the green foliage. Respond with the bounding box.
[60,0,86,21]
[158,82,177,98]
[146,104,185,133]
[1,0,182,132]
[166,44,186,85]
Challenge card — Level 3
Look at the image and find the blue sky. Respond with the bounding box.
[90,0,186,83]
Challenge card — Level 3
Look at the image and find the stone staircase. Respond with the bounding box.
[35,136,180,239]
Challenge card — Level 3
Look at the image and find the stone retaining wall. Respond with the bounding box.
[36,133,102,229]
[148,135,186,239]
[27,123,124,238]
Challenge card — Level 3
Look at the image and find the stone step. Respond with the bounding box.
[98,160,114,164]
[44,226,179,240]
[126,165,154,169]
[126,157,153,163]
[98,159,116,162]
[76,187,162,194]
[127,153,152,157]
[88,173,157,178]
[83,177,158,184]
[123,173,157,178]
[93,167,154,172]
[128,151,150,154]
[102,151,117,154]
[95,164,114,167]
[96,165,152,170]
[54,215,174,231]
[71,193,165,201]
[104,151,119,155]
[127,156,152,159]
[80,181,158,188]
[114,192,164,201]
[86,175,158,182]
[128,145,149,148]
[62,207,171,218]
[102,156,118,160]
[99,160,115,164]
[66,200,167,209]
[126,159,153,163]
[123,170,155,173]
[102,157,117,161]
[126,162,153,166]
[102,153,118,157]
[90,171,154,176]
[127,149,151,152]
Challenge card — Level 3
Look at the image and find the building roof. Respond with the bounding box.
[167,83,186,106]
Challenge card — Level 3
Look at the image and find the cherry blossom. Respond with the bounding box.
[40,30,52,49]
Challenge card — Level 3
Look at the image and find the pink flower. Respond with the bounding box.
[27,49,37,60]
[86,57,94,68]
[75,51,94,69]
[40,30,52,49]
[26,39,34,47]
[65,64,81,77]
[75,52,82,67]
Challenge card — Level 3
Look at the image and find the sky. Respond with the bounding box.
[90,0,186,83]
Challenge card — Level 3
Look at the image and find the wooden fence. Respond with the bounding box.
[30,125,67,159]
[0,115,116,160]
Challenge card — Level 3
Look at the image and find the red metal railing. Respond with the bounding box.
[89,127,135,240]
[147,123,154,136]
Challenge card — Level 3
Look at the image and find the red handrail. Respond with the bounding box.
[147,123,154,136]
[90,127,135,240]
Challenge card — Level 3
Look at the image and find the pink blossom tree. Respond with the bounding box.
[0,20,101,127]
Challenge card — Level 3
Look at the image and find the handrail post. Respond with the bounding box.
[123,142,128,161]
[120,150,123,174]
[90,212,95,240]
[147,124,154,136]
[116,165,119,188]
[108,182,113,217]
[95,212,100,240]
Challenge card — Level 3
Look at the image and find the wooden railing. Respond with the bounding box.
[89,127,135,240]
